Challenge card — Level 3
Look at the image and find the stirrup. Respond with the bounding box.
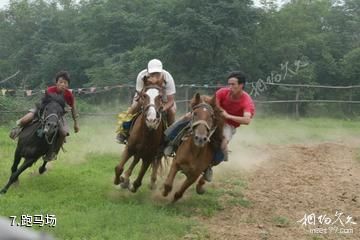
[164,145,175,157]
[116,133,128,144]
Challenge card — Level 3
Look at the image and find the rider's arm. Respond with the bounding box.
[215,97,225,112]
[163,94,175,112]
[223,111,252,125]
[163,71,176,112]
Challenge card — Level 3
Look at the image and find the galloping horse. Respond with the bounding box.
[0,94,66,194]
[114,84,166,192]
[162,93,224,202]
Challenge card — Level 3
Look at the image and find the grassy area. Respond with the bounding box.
[0,117,245,240]
[0,117,359,239]
[239,117,360,145]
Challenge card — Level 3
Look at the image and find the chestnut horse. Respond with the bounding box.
[162,93,224,202]
[114,84,165,192]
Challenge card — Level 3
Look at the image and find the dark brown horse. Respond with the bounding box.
[114,85,165,192]
[0,94,66,195]
[162,93,224,202]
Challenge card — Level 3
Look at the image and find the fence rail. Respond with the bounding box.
[263,82,360,89]
[254,100,360,104]
[1,82,359,118]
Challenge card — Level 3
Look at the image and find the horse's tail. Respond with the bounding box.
[151,154,171,177]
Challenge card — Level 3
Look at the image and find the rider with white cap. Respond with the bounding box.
[116,59,176,144]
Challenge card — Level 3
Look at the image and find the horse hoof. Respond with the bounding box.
[128,183,137,193]
[0,190,6,195]
[196,186,206,195]
[173,192,182,202]
[114,176,120,185]
[119,176,125,183]
[162,184,172,197]
[172,196,180,203]
[120,179,129,189]
[39,167,47,174]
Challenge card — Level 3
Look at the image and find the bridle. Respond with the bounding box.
[38,107,61,145]
[190,102,217,142]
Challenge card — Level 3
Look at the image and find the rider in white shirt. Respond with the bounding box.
[117,59,176,144]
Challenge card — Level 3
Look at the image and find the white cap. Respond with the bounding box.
[147,59,163,73]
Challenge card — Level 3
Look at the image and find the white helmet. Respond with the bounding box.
[147,59,163,73]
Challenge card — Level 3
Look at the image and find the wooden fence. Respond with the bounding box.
[1,82,360,118]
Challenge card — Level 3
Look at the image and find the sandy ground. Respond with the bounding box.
[198,138,360,240]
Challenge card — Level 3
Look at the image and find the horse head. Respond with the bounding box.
[38,94,65,144]
[190,93,217,147]
[139,85,163,130]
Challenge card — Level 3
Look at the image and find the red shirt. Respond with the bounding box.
[46,86,74,107]
[216,87,255,128]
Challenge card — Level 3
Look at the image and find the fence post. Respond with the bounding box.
[185,86,189,113]
[295,87,300,119]
[128,86,133,105]
[349,87,353,115]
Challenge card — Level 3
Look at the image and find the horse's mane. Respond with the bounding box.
[37,93,66,111]
[190,95,224,151]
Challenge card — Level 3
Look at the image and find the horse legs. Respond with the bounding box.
[173,175,198,203]
[149,156,161,190]
[39,161,48,174]
[162,162,179,197]
[0,158,35,194]
[10,149,22,183]
[114,147,132,185]
[196,176,206,195]
[120,155,140,189]
[129,160,151,193]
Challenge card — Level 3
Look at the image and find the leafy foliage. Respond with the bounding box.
[0,0,359,115]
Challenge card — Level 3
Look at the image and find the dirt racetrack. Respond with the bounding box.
[200,138,360,240]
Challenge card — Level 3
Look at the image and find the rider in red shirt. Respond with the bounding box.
[203,71,255,181]
[46,85,74,108]
[216,87,255,128]
[163,71,255,182]
[216,71,255,154]
[9,71,80,160]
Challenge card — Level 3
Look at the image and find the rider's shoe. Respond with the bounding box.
[163,145,175,157]
[9,126,22,140]
[116,133,128,144]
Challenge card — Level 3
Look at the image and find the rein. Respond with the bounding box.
[190,102,217,142]
[39,109,60,145]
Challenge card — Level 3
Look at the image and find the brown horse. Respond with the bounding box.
[162,93,224,202]
[114,84,165,192]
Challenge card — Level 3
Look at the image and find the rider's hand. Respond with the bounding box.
[222,110,230,119]
[159,106,166,114]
